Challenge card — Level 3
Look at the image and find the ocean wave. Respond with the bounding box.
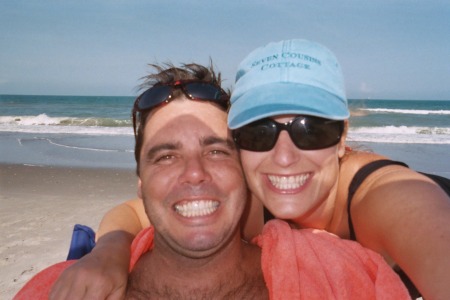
[0,123,133,135]
[348,126,450,144]
[0,114,132,127]
[359,108,450,115]
[2,117,449,144]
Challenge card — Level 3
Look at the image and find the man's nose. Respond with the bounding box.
[178,156,212,185]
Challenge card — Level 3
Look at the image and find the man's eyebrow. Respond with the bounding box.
[145,142,181,159]
[201,136,236,149]
[145,137,235,159]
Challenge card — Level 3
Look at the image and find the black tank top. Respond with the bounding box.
[347,159,450,299]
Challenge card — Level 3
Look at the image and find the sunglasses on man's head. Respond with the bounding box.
[132,80,230,136]
[232,116,344,152]
[134,80,230,113]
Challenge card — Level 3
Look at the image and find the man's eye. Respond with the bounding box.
[209,149,229,156]
[155,155,174,162]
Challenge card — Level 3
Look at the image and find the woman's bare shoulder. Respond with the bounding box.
[337,150,389,191]
[340,149,389,169]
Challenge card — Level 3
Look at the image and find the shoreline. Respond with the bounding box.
[0,164,138,299]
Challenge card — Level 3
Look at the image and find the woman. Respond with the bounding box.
[227,40,450,300]
[51,39,450,300]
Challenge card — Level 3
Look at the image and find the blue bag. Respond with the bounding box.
[66,224,96,260]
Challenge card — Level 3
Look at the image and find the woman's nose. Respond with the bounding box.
[271,131,301,167]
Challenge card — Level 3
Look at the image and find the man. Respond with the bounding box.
[15,63,409,300]
[124,63,266,298]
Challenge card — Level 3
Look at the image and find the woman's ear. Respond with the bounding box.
[337,120,349,158]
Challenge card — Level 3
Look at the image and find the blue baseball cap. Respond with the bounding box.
[228,39,349,129]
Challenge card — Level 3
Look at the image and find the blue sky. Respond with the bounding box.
[1,0,449,100]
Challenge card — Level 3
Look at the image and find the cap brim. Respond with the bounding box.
[228,82,349,129]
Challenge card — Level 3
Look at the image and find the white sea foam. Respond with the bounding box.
[0,114,132,127]
[359,108,450,115]
[0,124,133,135]
[348,126,450,144]
[0,114,63,125]
[0,114,133,135]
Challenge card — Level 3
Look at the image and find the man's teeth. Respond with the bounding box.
[174,200,219,218]
[268,174,310,190]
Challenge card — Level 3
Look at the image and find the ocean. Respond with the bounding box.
[1,95,449,176]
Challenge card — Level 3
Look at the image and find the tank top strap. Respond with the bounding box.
[347,159,408,241]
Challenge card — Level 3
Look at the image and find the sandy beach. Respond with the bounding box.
[0,164,138,299]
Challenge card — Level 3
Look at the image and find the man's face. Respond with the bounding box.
[138,97,247,258]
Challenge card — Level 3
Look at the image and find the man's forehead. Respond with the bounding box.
[146,99,228,135]
[145,100,230,142]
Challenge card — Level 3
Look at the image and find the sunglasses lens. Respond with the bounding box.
[291,117,343,150]
[233,119,278,151]
[135,81,229,112]
[184,82,224,100]
[137,86,172,110]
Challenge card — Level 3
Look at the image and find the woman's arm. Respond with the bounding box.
[96,198,150,240]
[49,198,149,300]
[351,166,450,300]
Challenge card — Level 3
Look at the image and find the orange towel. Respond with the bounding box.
[129,226,154,271]
[14,260,76,300]
[254,219,410,299]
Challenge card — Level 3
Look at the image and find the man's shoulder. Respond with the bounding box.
[14,260,76,300]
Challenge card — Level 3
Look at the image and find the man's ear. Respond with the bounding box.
[137,178,143,199]
[338,120,349,158]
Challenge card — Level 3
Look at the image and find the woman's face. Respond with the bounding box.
[239,115,347,229]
